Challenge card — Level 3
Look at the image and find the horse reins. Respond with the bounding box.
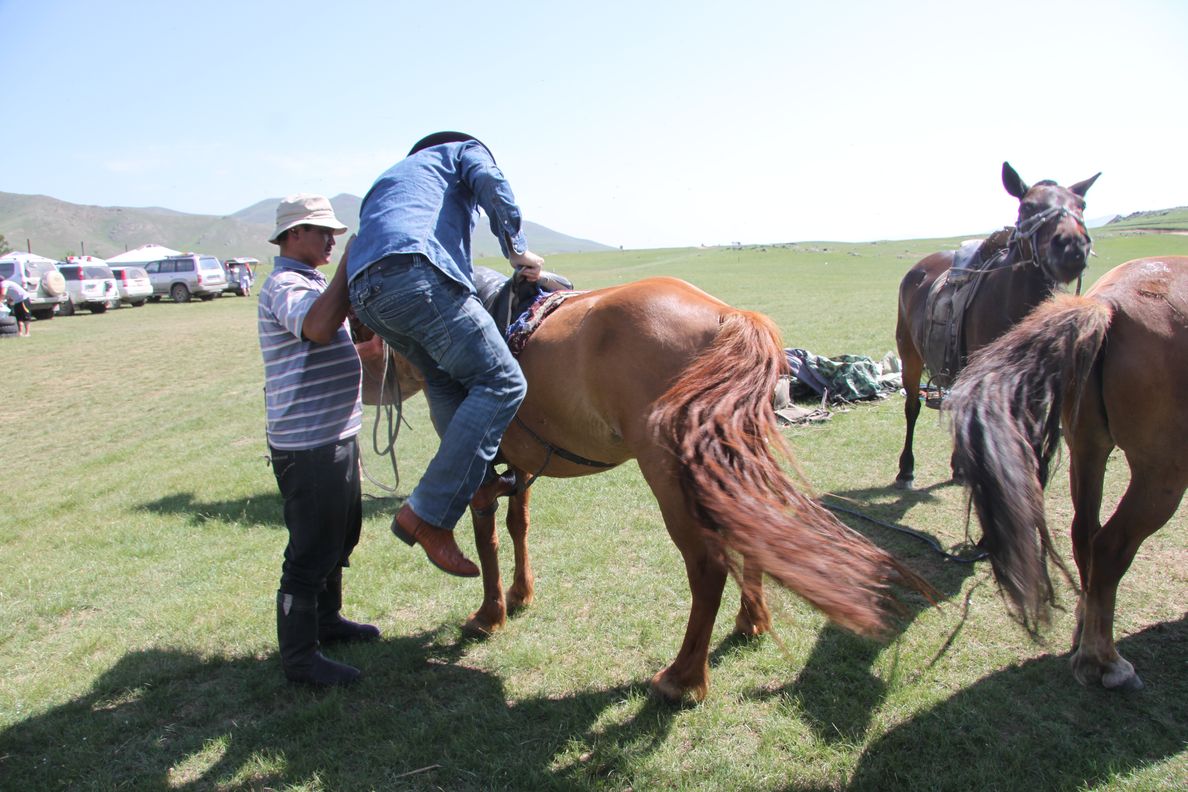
[360,340,409,495]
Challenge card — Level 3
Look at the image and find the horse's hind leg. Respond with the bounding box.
[638,452,726,703]
[505,473,535,614]
[734,560,771,638]
[1071,461,1185,691]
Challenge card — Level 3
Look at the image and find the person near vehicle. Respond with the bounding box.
[347,131,544,578]
[1,278,33,337]
[259,193,378,687]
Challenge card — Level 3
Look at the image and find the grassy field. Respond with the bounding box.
[1,231,1185,791]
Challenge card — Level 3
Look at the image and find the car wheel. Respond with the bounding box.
[132,300,145,307]
[32,309,55,321]
[171,284,191,303]
[90,303,107,314]
[199,294,215,301]
[60,298,75,316]
[149,295,162,303]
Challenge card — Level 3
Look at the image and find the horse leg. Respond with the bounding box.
[1071,463,1184,691]
[504,475,535,614]
[734,559,771,638]
[1066,416,1112,651]
[462,482,508,637]
[638,452,726,703]
[895,347,924,489]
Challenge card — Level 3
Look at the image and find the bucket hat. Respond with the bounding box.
[269,193,348,243]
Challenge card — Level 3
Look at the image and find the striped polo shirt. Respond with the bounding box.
[258,257,362,450]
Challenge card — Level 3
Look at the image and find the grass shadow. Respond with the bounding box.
[0,631,679,790]
[846,614,1188,791]
[745,481,983,744]
[137,490,401,529]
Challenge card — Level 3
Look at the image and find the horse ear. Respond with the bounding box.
[1069,172,1101,197]
[1002,162,1028,199]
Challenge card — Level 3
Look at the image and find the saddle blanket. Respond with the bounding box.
[507,290,584,357]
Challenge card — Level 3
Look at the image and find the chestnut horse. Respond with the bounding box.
[360,276,932,702]
[894,162,1100,488]
[947,257,1188,690]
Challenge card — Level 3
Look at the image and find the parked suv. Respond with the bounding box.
[56,258,120,315]
[144,254,228,302]
[0,254,69,319]
[108,265,153,307]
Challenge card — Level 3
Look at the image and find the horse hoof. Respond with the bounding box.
[893,477,914,491]
[650,668,707,704]
[506,585,535,615]
[462,609,505,639]
[733,613,770,638]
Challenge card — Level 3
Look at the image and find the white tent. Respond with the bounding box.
[106,244,183,264]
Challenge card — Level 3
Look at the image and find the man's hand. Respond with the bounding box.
[509,249,544,282]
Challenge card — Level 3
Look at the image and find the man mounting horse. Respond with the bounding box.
[357,266,936,703]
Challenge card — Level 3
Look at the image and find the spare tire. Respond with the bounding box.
[42,270,66,297]
[0,314,18,337]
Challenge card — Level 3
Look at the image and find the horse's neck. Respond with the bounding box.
[966,247,1056,349]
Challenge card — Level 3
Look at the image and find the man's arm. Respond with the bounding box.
[302,239,354,344]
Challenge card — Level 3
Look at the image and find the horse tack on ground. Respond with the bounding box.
[894,161,1100,489]
[361,276,935,703]
[947,256,1188,692]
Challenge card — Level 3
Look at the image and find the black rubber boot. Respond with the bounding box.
[277,591,361,687]
[318,570,381,645]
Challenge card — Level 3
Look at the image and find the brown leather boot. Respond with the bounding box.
[391,503,479,577]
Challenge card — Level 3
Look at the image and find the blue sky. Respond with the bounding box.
[2,0,1185,249]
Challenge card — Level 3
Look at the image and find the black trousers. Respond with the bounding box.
[269,437,362,599]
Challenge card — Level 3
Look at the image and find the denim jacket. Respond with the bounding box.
[347,140,528,293]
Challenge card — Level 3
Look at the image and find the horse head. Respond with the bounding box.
[1002,161,1100,285]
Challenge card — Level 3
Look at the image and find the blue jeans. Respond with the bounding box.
[349,254,527,530]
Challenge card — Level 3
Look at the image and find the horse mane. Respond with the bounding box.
[650,310,934,637]
[948,293,1113,629]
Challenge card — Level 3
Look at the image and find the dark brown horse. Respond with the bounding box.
[894,162,1100,488]
[948,257,1188,690]
[361,277,932,702]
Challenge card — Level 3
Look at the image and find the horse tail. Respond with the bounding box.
[650,310,934,638]
[947,293,1113,629]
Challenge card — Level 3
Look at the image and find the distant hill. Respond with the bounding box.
[1102,206,1188,233]
[0,191,613,263]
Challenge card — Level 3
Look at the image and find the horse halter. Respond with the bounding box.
[1009,203,1091,288]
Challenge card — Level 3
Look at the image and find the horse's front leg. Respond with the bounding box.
[895,345,924,489]
[734,558,770,638]
[463,483,507,637]
[504,473,535,614]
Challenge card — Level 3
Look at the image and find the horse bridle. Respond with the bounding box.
[1008,203,1091,292]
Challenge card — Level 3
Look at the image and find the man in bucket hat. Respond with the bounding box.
[347,132,544,578]
[258,193,378,687]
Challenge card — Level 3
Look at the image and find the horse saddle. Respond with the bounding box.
[920,229,1012,388]
[473,266,574,339]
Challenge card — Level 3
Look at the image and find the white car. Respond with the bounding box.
[0,253,68,319]
[108,264,153,307]
[57,257,120,315]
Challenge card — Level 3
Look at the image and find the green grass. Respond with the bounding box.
[1,230,1186,791]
